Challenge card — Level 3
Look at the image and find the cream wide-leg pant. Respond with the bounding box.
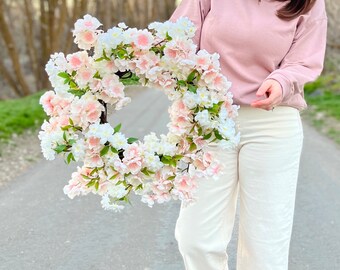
[175,105,304,270]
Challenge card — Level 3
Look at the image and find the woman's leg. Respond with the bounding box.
[236,106,304,270]
[175,144,239,270]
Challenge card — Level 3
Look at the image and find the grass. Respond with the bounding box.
[304,73,340,119]
[0,90,47,143]
[303,73,340,144]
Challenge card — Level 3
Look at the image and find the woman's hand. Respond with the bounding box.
[250,79,283,111]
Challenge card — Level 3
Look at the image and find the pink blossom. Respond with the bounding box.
[87,136,101,150]
[195,50,211,70]
[206,162,223,179]
[74,14,102,33]
[73,15,102,50]
[63,166,92,199]
[123,143,143,174]
[40,91,72,117]
[101,75,125,99]
[174,174,197,193]
[67,51,89,70]
[178,138,190,153]
[57,115,71,127]
[39,91,56,116]
[84,150,104,167]
[193,136,206,148]
[113,159,127,175]
[134,30,154,50]
[76,67,95,87]
[201,69,219,84]
[164,38,196,62]
[134,52,159,75]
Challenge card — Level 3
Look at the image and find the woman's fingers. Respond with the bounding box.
[250,79,283,110]
[255,80,271,97]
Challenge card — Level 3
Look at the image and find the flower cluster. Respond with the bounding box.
[39,14,240,212]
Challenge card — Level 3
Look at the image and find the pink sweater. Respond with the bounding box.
[169,0,328,111]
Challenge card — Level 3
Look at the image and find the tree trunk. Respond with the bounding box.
[0,0,31,96]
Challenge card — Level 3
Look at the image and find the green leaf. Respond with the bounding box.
[54,144,67,154]
[208,103,220,115]
[160,155,171,165]
[141,167,150,176]
[95,57,105,62]
[127,137,138,144]
[58,72,70,79]
[165,31,173,41]
[189,142,197,152]
[187,70,197,83]
[117,49,126,59]
[116,180,124,186]
[100,145,110,156]
[95,181,99,191]
[214,129,223,140]
[66,152,75,164]
[63,131,67,141]
[102,49,110,60]
[71,70,77,77]
[114,123,122,133]
[188,84,198,94]
[69,118,74,126]
[167,175,176,181]
[63,78,71,84]
[203,132,212,140]
[93,71,102,79]
[198,126,203,136]
[110,146,118,153]
[68,89,86,97]
[61,125,71,131]
[110,173,120,180]
[81,174,91,180]
[177,80,187,87]
[90,168,97,176]
[170,159,177,167]
[69,80,77,89]
[86,179,96,188]
[173,155,183,160]
[69,139,76,145]
[135,184,143,190]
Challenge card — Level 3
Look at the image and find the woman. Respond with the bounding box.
[169,0,327,269]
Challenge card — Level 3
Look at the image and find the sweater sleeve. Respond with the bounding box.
[265,17,328,101]
[168,0,211,50]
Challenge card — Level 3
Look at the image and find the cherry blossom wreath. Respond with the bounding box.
[38,14,240,212]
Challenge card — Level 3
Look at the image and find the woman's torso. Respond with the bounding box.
[199,0,313,110]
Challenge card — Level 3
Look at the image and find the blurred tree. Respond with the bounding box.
[0,0,177,98]
[325,0,340,72]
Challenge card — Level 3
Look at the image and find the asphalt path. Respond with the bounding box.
[0,87,339,270]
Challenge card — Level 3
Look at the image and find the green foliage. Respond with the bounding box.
[304,73,340,145]
[0,91,46,142]
[306,90,340,120]
[120,73,140,86]
[305,74,340,120]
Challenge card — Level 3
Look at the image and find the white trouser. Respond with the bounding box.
[175,105,304,270]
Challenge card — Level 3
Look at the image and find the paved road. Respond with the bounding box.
[0,87,339,270]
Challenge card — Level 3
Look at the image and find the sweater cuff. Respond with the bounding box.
[265,72,294,100]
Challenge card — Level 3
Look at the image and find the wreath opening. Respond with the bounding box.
[38,15,240,212]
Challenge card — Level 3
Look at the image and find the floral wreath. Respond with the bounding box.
[38,14,240,212]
